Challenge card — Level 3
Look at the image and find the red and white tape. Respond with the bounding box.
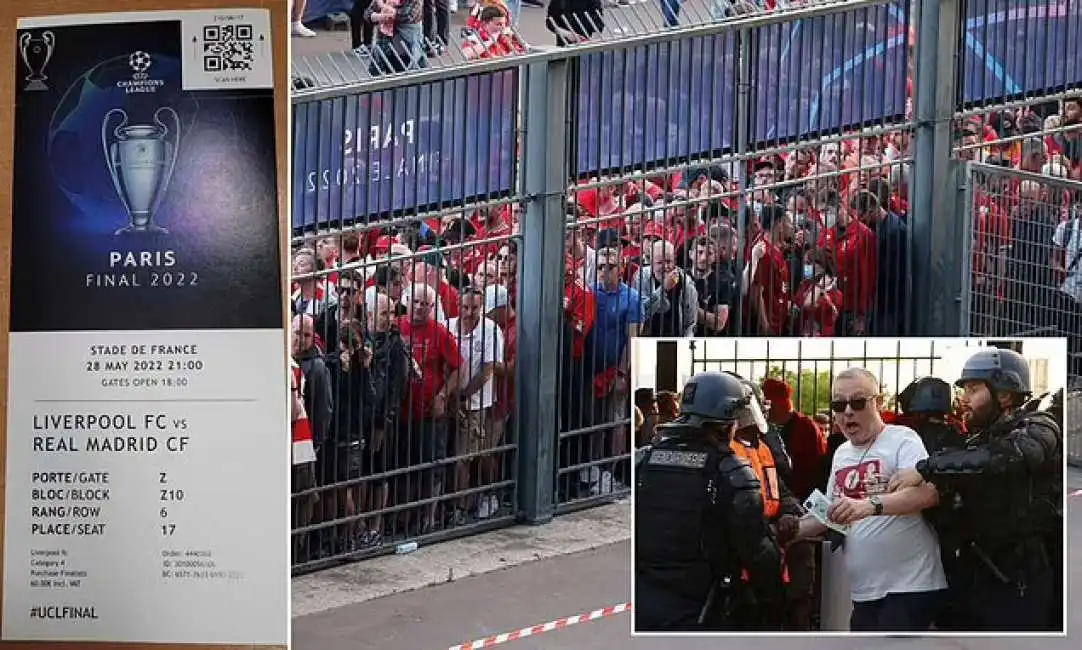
[449,488,1080,650]
[447,602,631,650]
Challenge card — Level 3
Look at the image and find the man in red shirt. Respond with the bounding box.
[745,205,795,335]
[560,255,596,438]
[411,254,459,319]
[818,193,878,334]
[398,282,462,534]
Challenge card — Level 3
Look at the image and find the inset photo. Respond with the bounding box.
[631,337,1068,636]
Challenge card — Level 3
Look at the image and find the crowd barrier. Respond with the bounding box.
[289,0,1082,574]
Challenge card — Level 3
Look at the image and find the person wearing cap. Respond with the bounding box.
[889,347,1062,631]
[760,376,824,631]
[634,371,784,631]
[726,375,801,631]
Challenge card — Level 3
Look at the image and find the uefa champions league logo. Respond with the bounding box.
[129,50,152,74]
[117,50,164,94]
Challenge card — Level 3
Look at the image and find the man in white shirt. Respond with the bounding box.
[796,367,947,631]
[447,287,505,522]
[1052,207,1081,377]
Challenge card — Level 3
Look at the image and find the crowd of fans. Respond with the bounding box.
[286,92,1081,564]
[288,0,1081,563]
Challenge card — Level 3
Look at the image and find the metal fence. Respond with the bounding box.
[1069,387,1081,467]
[289,0,1082,571]
[957,162,1082,379]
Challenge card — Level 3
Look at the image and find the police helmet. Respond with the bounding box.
[678,371,750,424]
[899,377,953,415]
[723,372,769,432]
[955,348,1032,395]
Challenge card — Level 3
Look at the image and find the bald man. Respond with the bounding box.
[291,314,335,544]
[794,368,945,632]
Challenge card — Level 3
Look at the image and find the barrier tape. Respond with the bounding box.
[447,602,631,650]
[448,489,1082,650]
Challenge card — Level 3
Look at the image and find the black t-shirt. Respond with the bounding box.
[691,264,737,336]
[1007,207,1059,301]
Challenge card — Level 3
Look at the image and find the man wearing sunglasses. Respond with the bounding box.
[634,371,784,632]
[794,368,946,632]
[890,348,1062,632]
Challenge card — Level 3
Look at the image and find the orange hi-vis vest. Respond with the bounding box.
[730,437,789,584]
[730,438,781,519]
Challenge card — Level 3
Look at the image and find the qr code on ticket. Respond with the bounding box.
[201,23,255,73]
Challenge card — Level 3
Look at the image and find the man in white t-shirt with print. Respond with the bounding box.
[796,367,947,632]
[448,287,505,523]
[1052,205,1081,377]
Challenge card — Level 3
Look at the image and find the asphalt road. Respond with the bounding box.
[292,469,1081,650]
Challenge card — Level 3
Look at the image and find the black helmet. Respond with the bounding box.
[899,377,953,415]
[955,348,1032,395]
[678,371,749,424]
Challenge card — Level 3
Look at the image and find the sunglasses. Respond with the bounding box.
[830,396,875,413]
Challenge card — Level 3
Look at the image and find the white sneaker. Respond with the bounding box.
[489,494,500,514]
[291,21,317,37]
[476,497,492,519]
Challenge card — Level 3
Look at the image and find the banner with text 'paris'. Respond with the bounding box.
[292,70,517,232]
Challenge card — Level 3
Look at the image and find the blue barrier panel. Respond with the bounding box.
[292,70,518,232]
[574,34,738,176]
[961,0,1082,105]
[751,0,910,144]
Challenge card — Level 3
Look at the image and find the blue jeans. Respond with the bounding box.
[505,0,522,26]
[660,0,683,26]
[396,22,428,70]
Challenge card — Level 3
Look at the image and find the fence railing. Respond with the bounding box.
[289,0,1082,572]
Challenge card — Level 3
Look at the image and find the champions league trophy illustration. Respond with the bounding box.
[101,106,180,234]
[19,31,55,91]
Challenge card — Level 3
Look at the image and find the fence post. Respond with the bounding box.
[516,56,570,525]
[732,27,754,335]
[910,0,962,334]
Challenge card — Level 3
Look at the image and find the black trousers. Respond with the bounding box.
[349,0,373,48]
[850,590,945,632]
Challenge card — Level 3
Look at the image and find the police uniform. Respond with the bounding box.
[634,372,785,632]
[915,348,1062,632]
[897,376,967,630]
[728,376,803,631]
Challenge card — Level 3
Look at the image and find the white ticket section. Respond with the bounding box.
[17,8,275,91]
[2,329,289,644]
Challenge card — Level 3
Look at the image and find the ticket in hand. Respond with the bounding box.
[803,488,851,535]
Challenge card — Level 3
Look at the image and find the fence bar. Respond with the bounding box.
[912,0,961,335]
[516,58,570,525]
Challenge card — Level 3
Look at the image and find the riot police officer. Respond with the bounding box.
[890,348,1062,631]
[898,377,966,454]
[896,376,968,630]
[634,371,785,632]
